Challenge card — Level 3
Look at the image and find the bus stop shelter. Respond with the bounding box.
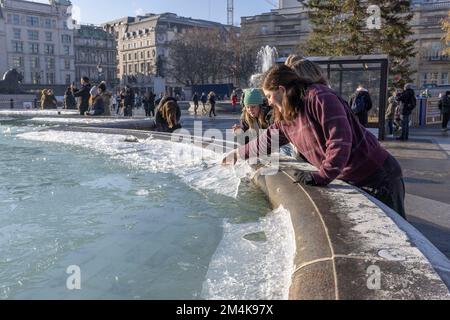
[308,55,390,141]
[277,55,390,140]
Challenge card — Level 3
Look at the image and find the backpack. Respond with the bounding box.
[351,93,366,114]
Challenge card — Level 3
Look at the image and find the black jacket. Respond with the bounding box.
[73,84,92,110]
[122,89,135,107]
[398,89,417,116]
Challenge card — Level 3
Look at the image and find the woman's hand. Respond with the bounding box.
[232,124,242,132]
[222,150,239,166]
[293,170,318,186]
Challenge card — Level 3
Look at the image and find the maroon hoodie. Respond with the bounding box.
[238,84,390,187]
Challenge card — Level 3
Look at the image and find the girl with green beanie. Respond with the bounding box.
[232,88,270,135]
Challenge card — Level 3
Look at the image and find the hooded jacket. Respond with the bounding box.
[238,84,390,187]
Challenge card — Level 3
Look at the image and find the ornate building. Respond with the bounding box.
[103,13,234,95]
[240,0,309,58]
[0,0,75,87]
[411,0,450,88]
[74,24,117,86]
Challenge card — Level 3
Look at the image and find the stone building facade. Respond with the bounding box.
[411,0,450,88]
[74,24,117,87]
[103,13,234,95]
[0,0,75,87]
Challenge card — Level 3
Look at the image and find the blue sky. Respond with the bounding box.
[35,0,276,25]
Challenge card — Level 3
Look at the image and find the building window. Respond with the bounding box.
[63,46,70,55]
[421,73,427,87]
[44,44,54,55]
[147,51,150,58]
[64,59,71,70]
[13,28,21,39]
[31,72,41,84]
[61,35,72,44]
[45,32,52,42]
[134,64,138,73]
[65,74,71,85]
[141,52,144,59]
[141,63,145,73]
[147,62,152,74]
[135,52,138,60]
[128,53,132,60]
[123,54,126,61]
[441,73,449,85]
[46,73,55,85]
[29,43,39,54]
[260,25,268,34]
[12,41,24,53]
[426,42,444,61]
[27,30,39,41]
[123,65,127,75]
[11,14,21,25]
[128,65,132,73]
[46,58,55,70]
[30,56,40,69]
[431,72,439,85]
[44,19,52,29]
[12,56,24,68]
[26,16,39,27]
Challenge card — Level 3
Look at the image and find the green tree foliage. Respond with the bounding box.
[303,0,417,88]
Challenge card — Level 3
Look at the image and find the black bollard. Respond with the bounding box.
[34,98,38,109]
[10,99,14,109]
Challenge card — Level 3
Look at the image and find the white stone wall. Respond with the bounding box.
[0,0,75,86]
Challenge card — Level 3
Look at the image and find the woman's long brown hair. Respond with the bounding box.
[162,101,178,128]
[262,64,307,123]
[243,105,267,130]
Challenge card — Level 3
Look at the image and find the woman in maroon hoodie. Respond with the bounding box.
[223,63,406,219]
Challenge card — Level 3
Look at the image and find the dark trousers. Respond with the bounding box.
[209,103,216,117]
[194,102,199,114]
[387,119,394,135]
[356,155,406,219]
[79,105,88,116]
[442,112,450,129]
[401,115,410,140]
[124,105,133,117]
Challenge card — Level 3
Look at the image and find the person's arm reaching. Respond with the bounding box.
[237,122,289,161]
[222,122,289,166]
